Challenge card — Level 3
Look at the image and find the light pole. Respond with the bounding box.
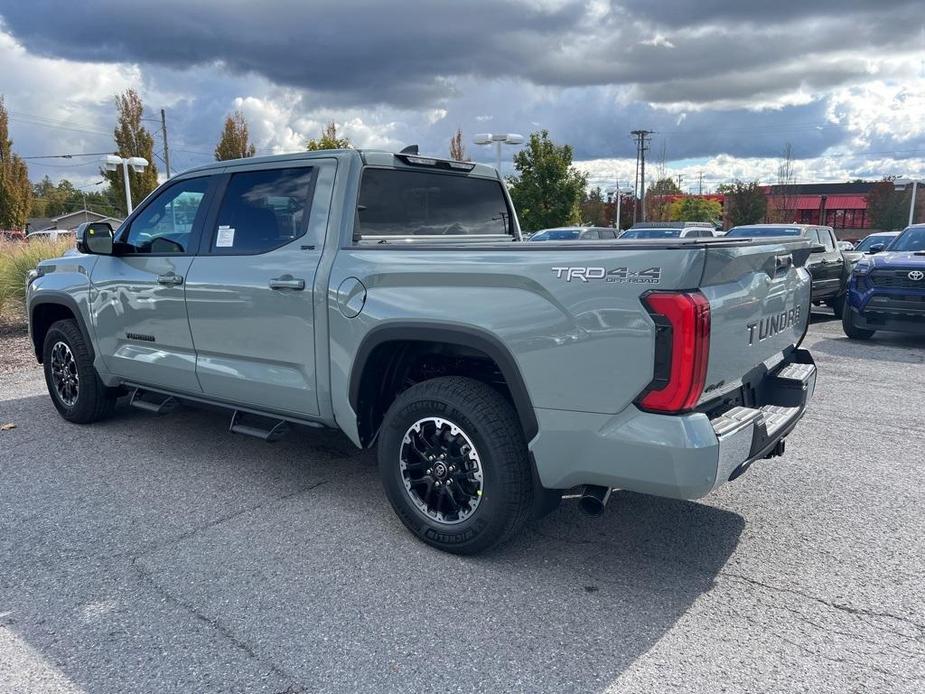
[607,184,632,230]
[102,155,149,214]
[473,133,524,173]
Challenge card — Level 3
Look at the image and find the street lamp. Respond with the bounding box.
[102,155,149,214]
[473,133,524,173]
[607,184,633,231]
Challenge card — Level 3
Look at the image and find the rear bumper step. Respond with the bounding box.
[711,350,816,487]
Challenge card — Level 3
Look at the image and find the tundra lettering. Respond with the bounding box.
[747,306,802,346]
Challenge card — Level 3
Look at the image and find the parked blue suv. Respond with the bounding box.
[843,223,925,339]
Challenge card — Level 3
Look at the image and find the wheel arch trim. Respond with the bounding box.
[348,322,538,442]
[29,293,95,363]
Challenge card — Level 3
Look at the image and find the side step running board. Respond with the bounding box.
[229,410,290,443]
[129,388,180,415]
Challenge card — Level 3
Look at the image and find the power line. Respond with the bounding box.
[21,151,112,160]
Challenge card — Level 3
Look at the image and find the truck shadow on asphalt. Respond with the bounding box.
[1,393,745,693]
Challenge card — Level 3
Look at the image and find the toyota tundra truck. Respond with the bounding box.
[26,148,817,554]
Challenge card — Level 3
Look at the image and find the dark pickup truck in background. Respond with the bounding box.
[726,224,863,317]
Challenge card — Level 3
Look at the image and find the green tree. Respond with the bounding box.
[507,130,586,232]
[866,178,909,230]
[0,96,33,230]
[214,110,256,161]
[668,196,722,223]
[306,121,351,151]
[718,180,767,227]
[102,89,158,215]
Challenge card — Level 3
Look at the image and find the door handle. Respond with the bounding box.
[156,273,184,286]
[269,275,305,290]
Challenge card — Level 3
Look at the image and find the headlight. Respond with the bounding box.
[852,263,871,276]
[26,267,44,286]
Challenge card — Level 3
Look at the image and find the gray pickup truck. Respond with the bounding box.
[26,149,817,554]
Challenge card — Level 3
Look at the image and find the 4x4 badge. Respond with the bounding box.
[552,266,662,284]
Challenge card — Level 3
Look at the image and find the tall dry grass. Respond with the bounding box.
[0,238,75,321]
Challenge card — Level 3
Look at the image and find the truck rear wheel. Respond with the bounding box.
[377,376,533,555]
[42,319,118,423]
[842,309,875,340]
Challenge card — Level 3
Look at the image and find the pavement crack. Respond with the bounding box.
[126,480,329,561]
[722,571,925,641]
[130,555,303,689]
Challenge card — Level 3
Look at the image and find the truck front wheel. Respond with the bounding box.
[377,376,533,555]
[842,309,875,340]
[42,319,118,423]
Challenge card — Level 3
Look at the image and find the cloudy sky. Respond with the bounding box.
[1,0,924,196]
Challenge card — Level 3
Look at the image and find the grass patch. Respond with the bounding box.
[0,238,75,323]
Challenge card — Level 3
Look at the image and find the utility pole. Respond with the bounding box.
[676,174,684,191]
[160,109,171,178]
[631,130,653,222]
[698,171,704,196]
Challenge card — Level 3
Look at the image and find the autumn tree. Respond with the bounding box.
[449,128,467,161]
[646,176,682,221]
[579,187,609,226]
[102,89,158,215]
[866,178,909,230]
[0,96,33,230]
[668,196,723,224]
[306,121,351,151]
[507,130,586,232]
[215,110,256,161]
[718,179,767,227]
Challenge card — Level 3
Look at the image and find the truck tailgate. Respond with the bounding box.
[697,240,812,405]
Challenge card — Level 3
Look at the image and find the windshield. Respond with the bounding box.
[529,229,581,241]
[889,227,925,252]
[726,226,802,238]
[620,228,682,239]
[855,234,894,252]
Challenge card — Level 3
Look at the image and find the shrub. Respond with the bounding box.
[0,238,75,319]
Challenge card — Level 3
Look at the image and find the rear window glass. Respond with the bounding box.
[726,226,802,237]
[620,228,682,239]
[356,169,512,239]
[530,229,582,241]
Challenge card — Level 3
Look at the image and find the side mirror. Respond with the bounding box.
[75,221,114,255]
[810,244,826,254]
[867,243,885,254]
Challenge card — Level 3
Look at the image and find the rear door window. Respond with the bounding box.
[208,167,315,255]
[355,169,513,240]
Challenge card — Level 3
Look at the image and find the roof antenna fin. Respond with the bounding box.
[399,145,419,155]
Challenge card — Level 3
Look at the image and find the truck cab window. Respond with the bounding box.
[209,167,315,254]
[120,177,210,254]
[355,169,512,240]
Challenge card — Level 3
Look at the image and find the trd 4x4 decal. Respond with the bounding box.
[552,266,662,284]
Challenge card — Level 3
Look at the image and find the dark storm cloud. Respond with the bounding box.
[617,0,920,27]
[1,0,922,110]
[0,0,585,106]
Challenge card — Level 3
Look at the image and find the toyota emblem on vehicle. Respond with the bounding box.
[909,270,924,281]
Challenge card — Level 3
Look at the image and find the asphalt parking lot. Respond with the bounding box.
[1,311,924,694]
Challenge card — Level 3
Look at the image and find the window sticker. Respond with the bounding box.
[216,225,235,247]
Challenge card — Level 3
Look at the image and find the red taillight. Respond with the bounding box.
[637,291,711,413]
